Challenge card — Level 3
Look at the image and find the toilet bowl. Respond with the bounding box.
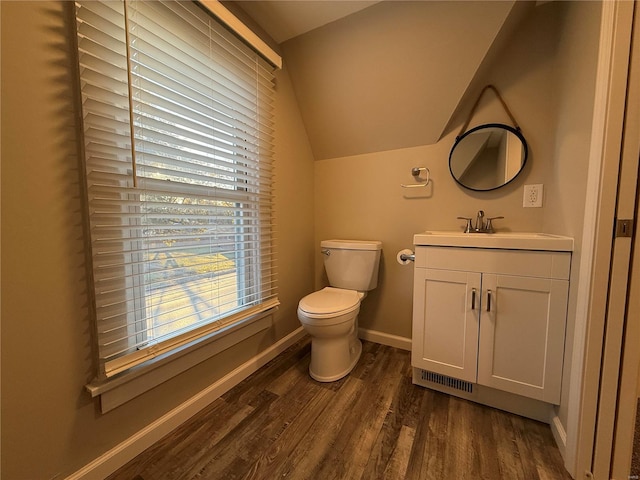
[298,287,364,382]
[297,239,382,382]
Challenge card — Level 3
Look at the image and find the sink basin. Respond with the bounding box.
[413,231,574,251]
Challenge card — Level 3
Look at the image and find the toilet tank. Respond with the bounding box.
[321,239,382,291]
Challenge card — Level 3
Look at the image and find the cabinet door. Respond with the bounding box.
[412,268,481,383]
[477,274,568,403]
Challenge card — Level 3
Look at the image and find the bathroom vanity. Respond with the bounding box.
[411,231,573,420]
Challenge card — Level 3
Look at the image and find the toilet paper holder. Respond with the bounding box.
[400,251,415,262]
[397,248,415,265]
[401,167,430,188]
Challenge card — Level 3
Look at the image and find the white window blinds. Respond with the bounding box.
[75,0,278,379]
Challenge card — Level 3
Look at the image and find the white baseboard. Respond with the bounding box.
[358,327,412,351]
[66,326,307,480]
[551,414,567,460]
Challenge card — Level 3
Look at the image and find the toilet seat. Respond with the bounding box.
[298,287,362,318]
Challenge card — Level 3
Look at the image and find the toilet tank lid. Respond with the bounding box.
[321,239,382,250]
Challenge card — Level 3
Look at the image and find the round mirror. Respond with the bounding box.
[449,123,528,191]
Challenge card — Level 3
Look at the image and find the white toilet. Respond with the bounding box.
[297,239,382,382]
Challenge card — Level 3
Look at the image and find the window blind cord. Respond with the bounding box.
[123,0,138,188]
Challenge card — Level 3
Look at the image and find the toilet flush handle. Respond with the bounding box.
[321,249,331,256]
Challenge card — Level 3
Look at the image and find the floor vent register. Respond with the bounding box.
[420,369,474,394]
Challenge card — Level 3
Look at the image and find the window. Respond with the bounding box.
[75,0,279,381]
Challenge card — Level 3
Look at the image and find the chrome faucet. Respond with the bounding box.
[475,210,485,232]
[457,211,504,233]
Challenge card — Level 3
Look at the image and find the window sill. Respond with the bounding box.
[86,309,274,413]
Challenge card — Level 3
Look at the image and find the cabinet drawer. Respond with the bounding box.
[415,246,571,280]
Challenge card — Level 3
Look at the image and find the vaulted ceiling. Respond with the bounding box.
[234,1,535,160]
[233,1,380,44]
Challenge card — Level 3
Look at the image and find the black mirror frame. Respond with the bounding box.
[449,123,528,192]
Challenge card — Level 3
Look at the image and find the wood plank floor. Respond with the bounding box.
[108,338,572,480]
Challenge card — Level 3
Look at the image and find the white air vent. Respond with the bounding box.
[420,369,474,393]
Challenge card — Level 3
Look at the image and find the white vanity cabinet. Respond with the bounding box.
[411,241,571,405]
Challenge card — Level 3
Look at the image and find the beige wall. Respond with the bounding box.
[543,1,602,433]
[282,1,527,160]
[0,2,314,478]
[312,3,566,339]
[272,65,317,334]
